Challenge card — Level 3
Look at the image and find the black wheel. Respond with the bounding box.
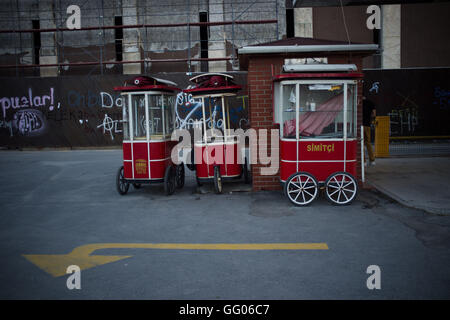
[176,163,185,189]
[186,148,195,171]
[324,172,358,205]
[284,172,318,206]
[196,176,203,187]
[133,183,141,189]
[214,166,223,194]
[243,157,250,184]
[116,166,129,195]
[164,165,176,195]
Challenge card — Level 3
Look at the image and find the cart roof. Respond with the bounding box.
[114,76,180,92]
[189,73,234,83]
[184,73,241,96]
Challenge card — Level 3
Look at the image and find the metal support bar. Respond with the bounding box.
[0,20,278,34]
[0,57,233,69]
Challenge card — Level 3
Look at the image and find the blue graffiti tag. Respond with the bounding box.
[433,87,450,110]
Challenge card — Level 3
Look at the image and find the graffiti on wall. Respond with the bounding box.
[97,113,123,140]
[364,68,450,137]
[0,88,60,137]
[369,81,380,94]
[433,87,450,110]
[0,87,59,118]
[13,109,47,136]
[0,74,249,147]
[0,85,125,143]
[387,92,420,136]
[388,108,419,136]
[67,90,123,109]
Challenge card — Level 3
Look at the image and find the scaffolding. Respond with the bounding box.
[0,0,283,76]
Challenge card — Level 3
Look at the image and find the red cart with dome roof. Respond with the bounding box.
[114,76,185,195]
[184,73,250,194]
[274,64,362,206]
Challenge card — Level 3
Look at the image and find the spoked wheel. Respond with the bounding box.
[325,172,358,205]
[284,172,318,206]
[116,166,129,195]
[176,163,185,189]
[164,165,176,195]
[214,166,223,194]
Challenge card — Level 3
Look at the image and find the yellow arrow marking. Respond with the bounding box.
[23,242,329,277]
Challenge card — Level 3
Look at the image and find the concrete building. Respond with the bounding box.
[288,0,450,69]
[0,0,285,76]
[1,1,449,76]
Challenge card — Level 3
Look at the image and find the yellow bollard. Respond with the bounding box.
[374,116,390,158]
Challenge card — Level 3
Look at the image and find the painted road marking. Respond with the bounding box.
[24,243,329,277]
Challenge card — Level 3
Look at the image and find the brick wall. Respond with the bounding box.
[248,56,284,191]
[247,53,365,191]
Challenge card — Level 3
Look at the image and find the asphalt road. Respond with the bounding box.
[0,150,449,299]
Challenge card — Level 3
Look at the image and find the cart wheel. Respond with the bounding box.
[176,163,185,189]
[284,172,318,206]
[186,148,195,171]
[116,166,129,195]
[164,165,176,195]
[214,166,223,194]
[243,158,251,184]
[325,172,358,205]
[133,183,141,189]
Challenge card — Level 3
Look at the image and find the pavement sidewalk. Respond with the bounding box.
[365,156,450,215]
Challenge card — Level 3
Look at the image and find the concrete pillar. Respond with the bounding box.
[381,5,401,69]
[208,1,227,72]
[294,7,313,38]
[39,0,58,77]
[123,0,142,74]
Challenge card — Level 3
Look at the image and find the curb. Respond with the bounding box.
[366,180,450,216]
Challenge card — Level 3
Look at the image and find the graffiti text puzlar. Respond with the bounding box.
[0,88,59,118]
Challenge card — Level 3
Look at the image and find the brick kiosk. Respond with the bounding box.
[238,37,378,192]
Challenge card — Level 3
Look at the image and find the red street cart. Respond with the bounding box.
[114,76,184,195]
[184,73,250,193]
[274,64,361,206]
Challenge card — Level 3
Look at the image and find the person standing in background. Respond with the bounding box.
[363,96,376,166]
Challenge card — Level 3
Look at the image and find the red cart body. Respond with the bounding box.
[194,142,241,179]
[280,139,357,182]
[114,76,184,195]
[122,139,176,181]
[273,66,362,205]
[184,73,248,193]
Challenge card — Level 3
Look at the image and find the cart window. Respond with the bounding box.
[298,84,344,138]
[346,84,356,138]
[282,84,297,139]
[148,95,163,138]
[223,95,242,131]
[203,96,224,142]
[163,95,175,136]
[131,95,146,139]
[122,95,130,140]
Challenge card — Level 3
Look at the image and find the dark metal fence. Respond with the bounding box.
[363,67,450,157]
